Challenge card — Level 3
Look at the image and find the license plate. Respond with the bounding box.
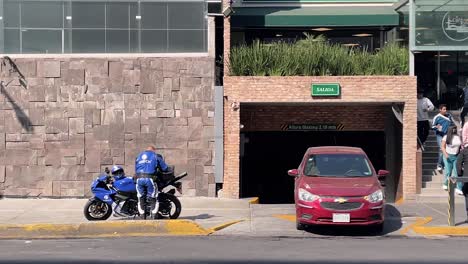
[332,213,350,223]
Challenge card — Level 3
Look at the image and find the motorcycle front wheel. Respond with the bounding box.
[156,193,182,219]
[84,199,112,221]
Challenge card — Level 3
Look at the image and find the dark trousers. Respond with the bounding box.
[456,149,468,217]
[417,120,430,144]
[461,105,468,127]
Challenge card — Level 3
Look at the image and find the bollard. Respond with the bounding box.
[448,176,468,226]
[448,179,455,226]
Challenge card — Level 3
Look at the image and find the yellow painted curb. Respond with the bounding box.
[395,198,404,205]
[0,220,210,239]
[399,217,432,235]
[273,214,296,222]
[208,219,246,233]
[411,217,468,236]
[249,197,259,204]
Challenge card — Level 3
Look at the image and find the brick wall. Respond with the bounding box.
[223,76,417,200]
[241,105,387,132]
[0,57,215,197]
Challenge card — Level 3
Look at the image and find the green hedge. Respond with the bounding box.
[228,35,409,76]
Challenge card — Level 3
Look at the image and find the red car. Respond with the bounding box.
[288,146,388,233]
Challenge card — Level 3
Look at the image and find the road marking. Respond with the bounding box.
[249,197,259,204]
[395,198,404,205]
[399,217,432,235]
[208,219,246,233]
[273,214,296,222]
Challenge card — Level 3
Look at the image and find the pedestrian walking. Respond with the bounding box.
[417,89,435,145]
[459,79,468,127]
[455,117,468,196]
[441,126,463,194]
[432,104,455,172]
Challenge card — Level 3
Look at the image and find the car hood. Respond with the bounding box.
[299,176,380,197]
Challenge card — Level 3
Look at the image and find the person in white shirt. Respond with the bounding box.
[417,90,434,145]
[441,125,464,195]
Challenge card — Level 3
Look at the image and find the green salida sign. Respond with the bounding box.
[311,83,340,96]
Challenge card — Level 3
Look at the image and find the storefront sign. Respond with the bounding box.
[281,124,344,131]
[411,1,468,50]
[442,12,468,42]
[311,83,340,96]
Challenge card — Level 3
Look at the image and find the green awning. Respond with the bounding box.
[231,6,400,28]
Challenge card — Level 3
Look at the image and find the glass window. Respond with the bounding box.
[168,2,204,29]
[64,29,72,53]
[22,29,62,53]
[304,154,373,177]
[21,1,63,28]
[107,2,130,29]
[208,2,221,14]
[141,2,167,29]
[168,30,205,52]
[412,0,468,50]
[129,29,138,52]
[3,28,20,53]
[72,29,105,53]
[106,30,129,53]
[0,0,207,54]
[141,30,166,52]
[72,1,105,28]
[129,2,139,29]
[3,0,20,28]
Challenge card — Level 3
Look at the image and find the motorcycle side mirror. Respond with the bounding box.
[104,167,110,174]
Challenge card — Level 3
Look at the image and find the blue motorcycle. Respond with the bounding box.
[84,167,187,220]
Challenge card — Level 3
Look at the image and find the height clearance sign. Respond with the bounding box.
[311,83,340,96]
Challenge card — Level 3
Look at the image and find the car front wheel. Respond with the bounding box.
[296,221,307,231]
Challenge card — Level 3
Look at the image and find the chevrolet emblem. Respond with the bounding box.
[334,198,347,203]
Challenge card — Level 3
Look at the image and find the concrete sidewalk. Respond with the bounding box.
[0,196,467,238]
[396,198,468,236]
[0,197,250,227]
[0,197,251,238]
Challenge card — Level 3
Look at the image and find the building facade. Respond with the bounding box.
[0,0,221,197]
[221,0,419,203]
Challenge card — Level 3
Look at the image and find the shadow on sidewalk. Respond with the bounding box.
[179,214,216,220]
[304,204,402,236]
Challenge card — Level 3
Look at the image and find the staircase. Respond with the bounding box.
[418,110,465,202]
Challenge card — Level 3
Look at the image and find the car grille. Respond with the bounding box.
[320,202,363,211]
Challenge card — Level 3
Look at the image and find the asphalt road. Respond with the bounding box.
[0,236,467,264]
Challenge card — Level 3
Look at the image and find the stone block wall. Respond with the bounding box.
[0,57,215,197]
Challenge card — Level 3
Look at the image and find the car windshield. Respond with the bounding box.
[303,153,373,177]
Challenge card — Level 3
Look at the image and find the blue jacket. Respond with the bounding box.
[432,113,455,136]
[135,150,168,174]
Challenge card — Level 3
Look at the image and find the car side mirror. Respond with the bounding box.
[377,170,389,187]
[288,169,299,177]
[378,170,389,178]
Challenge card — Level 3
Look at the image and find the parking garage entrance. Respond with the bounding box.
[239,104,403,204]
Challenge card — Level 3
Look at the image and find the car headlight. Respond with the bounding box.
[298,188,320,202]
[365,190,384,203]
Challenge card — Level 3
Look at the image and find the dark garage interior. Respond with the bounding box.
[239,131,387,204]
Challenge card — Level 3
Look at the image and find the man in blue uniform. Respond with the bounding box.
[135,146,169,215]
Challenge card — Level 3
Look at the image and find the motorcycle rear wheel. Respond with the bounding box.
[84,200,112,221]
[157,193,182,219]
